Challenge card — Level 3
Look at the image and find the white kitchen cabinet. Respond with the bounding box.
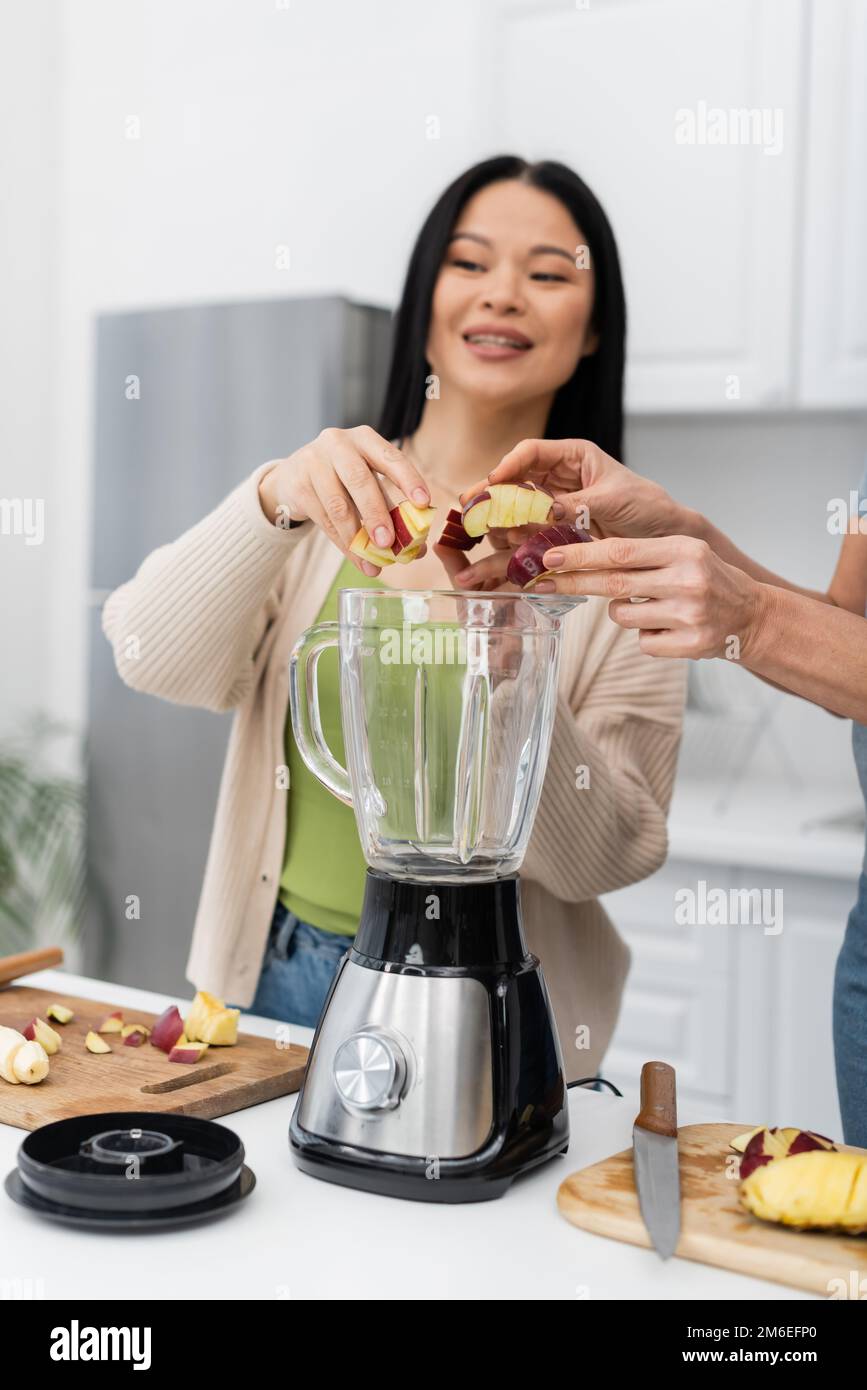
[495,0,805,409]
[601,857,854,1137]
[798,0,867,407]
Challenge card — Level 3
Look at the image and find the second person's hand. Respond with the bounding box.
[531,533,769,660]
[483,437,698,542]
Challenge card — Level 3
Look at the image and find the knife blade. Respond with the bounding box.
[632,1060,681,1259]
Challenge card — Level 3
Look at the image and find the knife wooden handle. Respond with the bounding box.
[635,1060,678,1138]
[0,947,64,986]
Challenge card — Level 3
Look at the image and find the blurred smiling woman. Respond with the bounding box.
[102,156,686,1078]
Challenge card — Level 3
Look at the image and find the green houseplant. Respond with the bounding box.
[0,717,85,956]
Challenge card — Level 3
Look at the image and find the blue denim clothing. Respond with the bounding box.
[247,900,352,1029]
[834,707,867,1145]
[834,466,867,1147]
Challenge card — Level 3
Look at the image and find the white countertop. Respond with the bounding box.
[0,970,811,1301]
[668,778,864,879]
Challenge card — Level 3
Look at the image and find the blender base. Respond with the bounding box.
[289,1111,570,1204]
[288,872,570,1203]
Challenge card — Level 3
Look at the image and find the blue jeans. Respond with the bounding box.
[248,901,352,1029]
[834,870,867,1147]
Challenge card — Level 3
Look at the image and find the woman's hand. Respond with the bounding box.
[258,427,431,574]
[485,437,699,541]
[532,534,768,660]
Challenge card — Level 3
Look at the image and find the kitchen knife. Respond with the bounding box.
[632,1059,681,1259]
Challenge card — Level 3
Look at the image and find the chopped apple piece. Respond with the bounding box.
[150,1004,186,1054]
[46,1003,74,1024]
[349,527,395,567]
[185,990,240,1046]
[462,482,553,536]
[461,491,492,537]
[730,1126,763,1154]
[509,483,536,527]
[507,523,592,588]
[22,1017,62,1055]
[121,1023,150,1039]
[98,1011,124,1034]
[389,500,436,559]
[85,1030,112,1054]
[487,484,518,529]
[168,1040,209,1064]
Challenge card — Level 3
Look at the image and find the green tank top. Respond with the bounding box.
[278,558,381,935]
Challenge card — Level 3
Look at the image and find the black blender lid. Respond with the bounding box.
[5,1111,256,1231]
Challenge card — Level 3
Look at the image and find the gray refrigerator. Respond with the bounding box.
[86,295,392,994]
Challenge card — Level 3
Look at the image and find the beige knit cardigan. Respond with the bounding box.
[102,462,686,1081]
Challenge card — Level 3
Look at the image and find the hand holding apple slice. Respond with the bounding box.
[350,499,437,568]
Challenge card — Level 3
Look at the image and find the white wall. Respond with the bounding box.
[0,0,61,734]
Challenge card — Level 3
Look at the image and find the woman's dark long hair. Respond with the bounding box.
[377,155,626,460]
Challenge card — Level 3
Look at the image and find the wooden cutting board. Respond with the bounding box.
[0,986,308,1131]
[558,1122,867,1296]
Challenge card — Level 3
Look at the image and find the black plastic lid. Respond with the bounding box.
[14,1111,245,1215]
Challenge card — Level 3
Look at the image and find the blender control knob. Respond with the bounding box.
[332,1029,407,1112]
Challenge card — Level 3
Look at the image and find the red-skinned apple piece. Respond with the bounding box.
[507,523,593,588]
[150,1004,186,1054]
[168,1040,209,1064]
[22,1017,62,1055]
[349,498,436,567]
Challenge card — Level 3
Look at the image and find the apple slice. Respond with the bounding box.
[511,483,537,527]
[168,1040,209,1064]
[349,527,395,567]
[730,1126,763,1154]
[123,1029,148,1047]
[46,1002,73,1024]
[85,1030,112,1054]
[98,1011,124,1034]
[22,1017,62,1055]
[389,500,436,559]
[507,523,593,588]
[436,508,480,552]
[462,491,492,537]
[462,482,553,535]
[150,1004,186,1054]
[184,990,240,1046]
[487,484,519,529]
[527,484,555,525]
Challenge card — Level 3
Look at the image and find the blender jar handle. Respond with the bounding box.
[288,621,353,807]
